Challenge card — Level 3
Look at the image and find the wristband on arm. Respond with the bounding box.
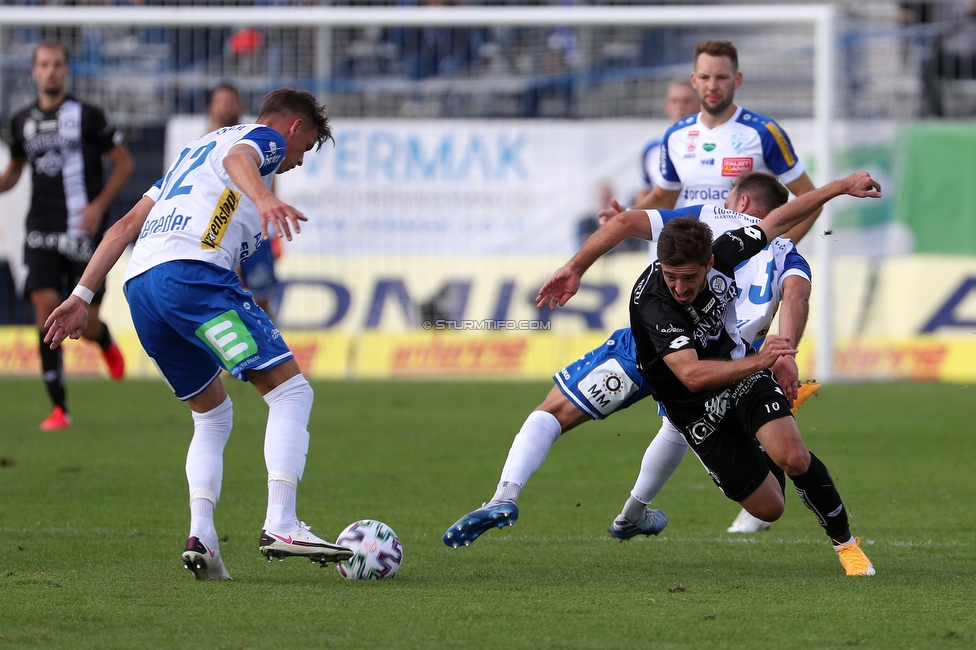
[71,285,95,305]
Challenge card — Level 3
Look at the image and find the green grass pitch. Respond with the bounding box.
[1,378,975,649]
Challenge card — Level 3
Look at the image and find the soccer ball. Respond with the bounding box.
[335,520,403,580]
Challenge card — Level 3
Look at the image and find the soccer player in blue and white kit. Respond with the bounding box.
[43,88,353,580]
[443,172,830,550]
[536,172,880,576]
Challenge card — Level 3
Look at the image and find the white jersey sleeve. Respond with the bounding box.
[123,124,284,283]
[643,204,811,345]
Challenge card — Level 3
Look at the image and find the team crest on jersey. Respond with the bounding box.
[730,132,748,152]
[201,188,241,250]
[686,130,699,152]
[709,276,728,295]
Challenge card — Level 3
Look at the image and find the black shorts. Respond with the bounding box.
[664,369,792,502]
[22,232,106,304]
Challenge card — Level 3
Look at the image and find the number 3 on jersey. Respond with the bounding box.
[162,141,217,200]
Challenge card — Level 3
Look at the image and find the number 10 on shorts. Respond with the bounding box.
[196,310,258,368]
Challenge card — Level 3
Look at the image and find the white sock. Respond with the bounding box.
[626,417,688,509]
[265,472,299,531]
[492,410,562,503]
[186,397,233,546]
[189,498,218,549]
[833,535,856,549]
[262,374,313,529]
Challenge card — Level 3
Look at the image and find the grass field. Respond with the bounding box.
[1,377,975,649]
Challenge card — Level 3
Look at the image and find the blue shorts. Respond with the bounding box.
[239,241,278,299]
[553,328,654,420]
[124,260,293,400]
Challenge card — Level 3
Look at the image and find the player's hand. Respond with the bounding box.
[256,194,307,241]
[78,203,105,237]
[843,172,882,198]
[755,335,797,370]
[770,354,800,407]
[597,198,627,227]
[536,265,582,310]
[43,296,90,349]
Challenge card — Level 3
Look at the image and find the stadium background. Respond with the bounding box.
[1,0,975,384]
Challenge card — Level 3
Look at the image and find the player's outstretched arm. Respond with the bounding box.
[759,171,881,242]
[536,209,651,310]
[598,186,680,225]
[223,144,307,242]
[44,195,155,348]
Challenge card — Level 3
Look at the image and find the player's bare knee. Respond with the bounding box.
[777,448,812,476]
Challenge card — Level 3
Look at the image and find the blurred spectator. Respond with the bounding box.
[640,80,699,197]
[577,182,646,253]
[901,1,976,116]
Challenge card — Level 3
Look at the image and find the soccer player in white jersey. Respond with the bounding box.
[607,40,820,245]
[640,80,699,196]
[43,88,354,581]
[443,172,827,550]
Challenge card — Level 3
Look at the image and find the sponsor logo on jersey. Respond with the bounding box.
[263,140,283,166]
[657,324,683,334]
[744,225,762,240]
[702,142,716,152]
[700,158,715,166]
[722,157,754,177]
[686,130,698,152]
[669,335,690,350]
[764,121,797,167]
[730,132,748,153]
[575,359,638,416]
[201,188,241,250]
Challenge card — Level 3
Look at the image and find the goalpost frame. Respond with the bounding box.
[0,4,838,380]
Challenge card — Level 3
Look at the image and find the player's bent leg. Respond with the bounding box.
[249,362,353,566]
[737,472,786,523]
[82,304,125,381]
[444,388,584,548]
[610,417,684,539]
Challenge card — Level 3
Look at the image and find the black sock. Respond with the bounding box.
[39,330,67,412]
[94,322,112,351]
[789,452,851,543]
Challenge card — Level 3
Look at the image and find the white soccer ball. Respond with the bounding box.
[335,520,403,580]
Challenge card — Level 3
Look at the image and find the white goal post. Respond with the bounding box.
[0,4,838,380]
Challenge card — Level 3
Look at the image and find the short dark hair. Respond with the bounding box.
[33,41,70,66]
[258,87,333,151]
[731,171,790,214]
[658,217,713,267]
[207,82,241,107]
[694,40,738,73]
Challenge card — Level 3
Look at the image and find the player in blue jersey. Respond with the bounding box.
[43,88,354,581]
[536,172,880,576]
[639,80,699,197]
[443,172,856,555]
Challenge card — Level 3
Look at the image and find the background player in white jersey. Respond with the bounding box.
[639,80,699,196]
[42,88,353,581]
[0,41,134,431]
[605,40,820,245]
[443,173,816,549]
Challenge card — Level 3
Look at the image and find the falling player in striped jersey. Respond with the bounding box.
[538,172,881,576]
[444,173,827,551]
[43,88,354,580]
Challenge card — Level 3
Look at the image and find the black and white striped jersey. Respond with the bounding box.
[629,224,769,407]
[9,96,123,238]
